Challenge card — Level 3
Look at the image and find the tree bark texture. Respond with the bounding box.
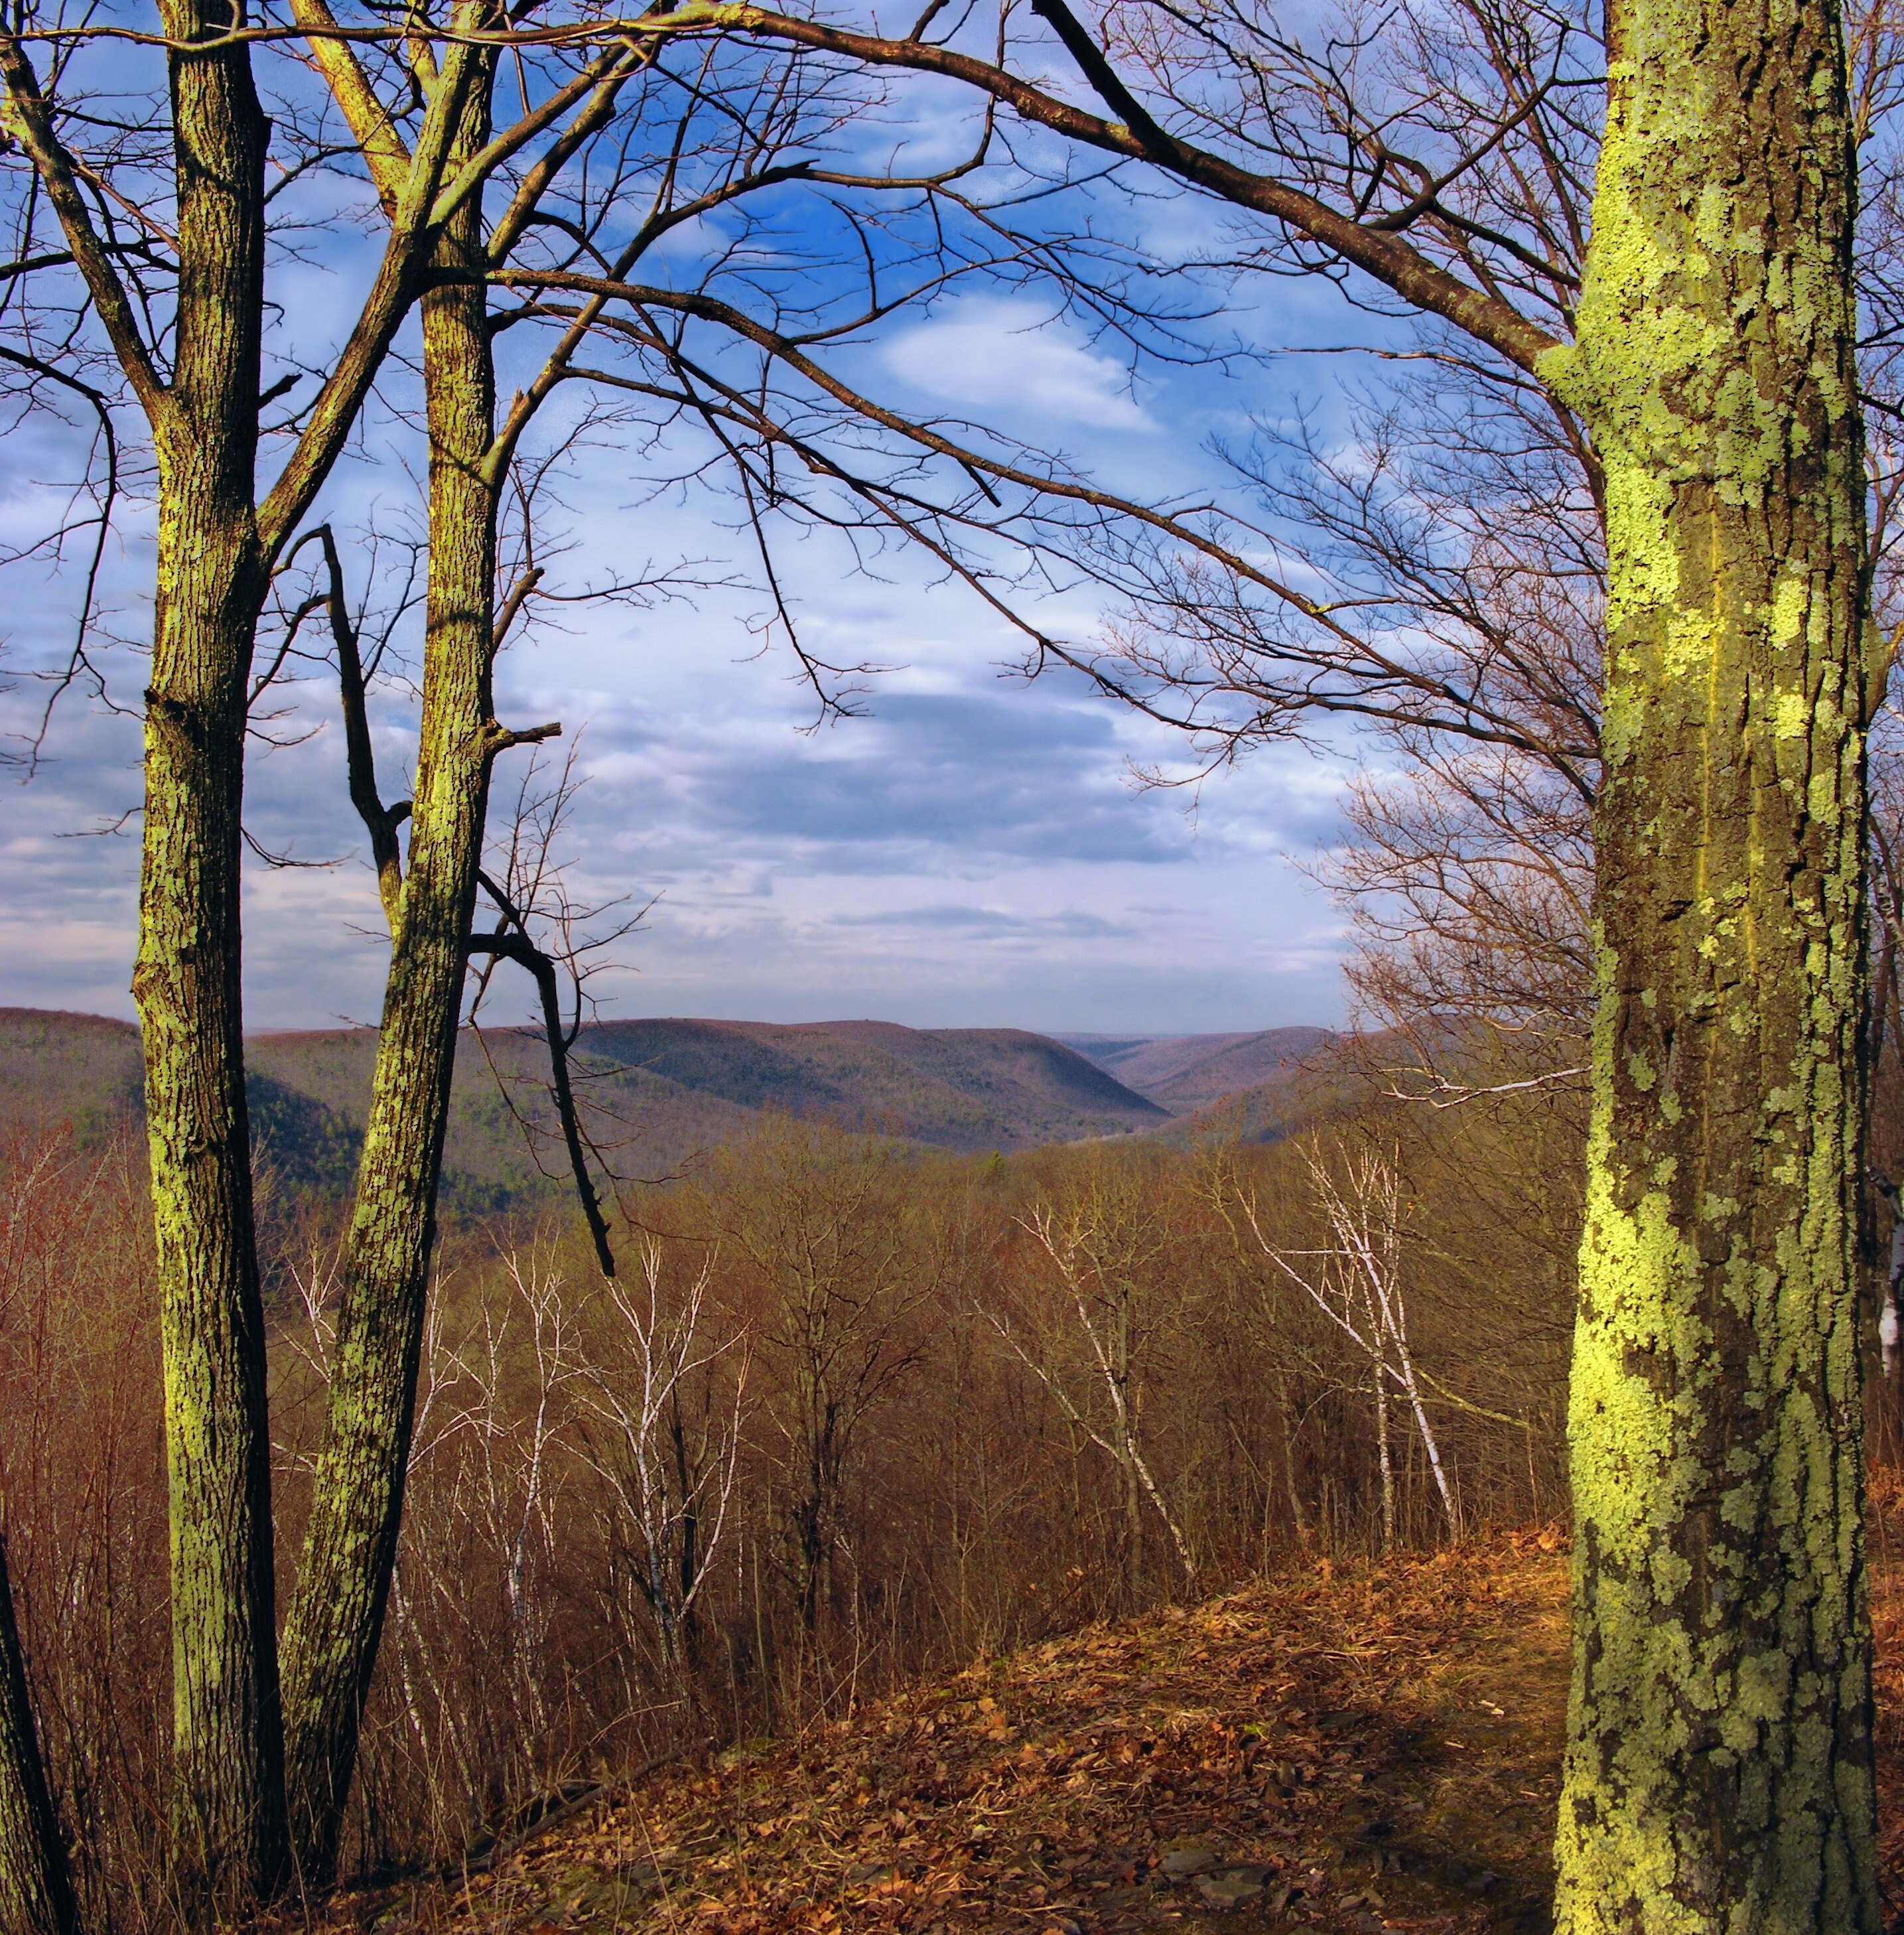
[132,1,287,1907]
[1540,0,1880,1922]
[279,72,501,1885]
[0,1534,78,1935]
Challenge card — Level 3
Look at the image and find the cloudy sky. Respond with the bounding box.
[0,78,1375,1038]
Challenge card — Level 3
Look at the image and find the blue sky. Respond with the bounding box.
[0,44,1383,1037]
[0,513,1355,1034]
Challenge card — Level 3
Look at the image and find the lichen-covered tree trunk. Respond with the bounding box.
[4,0,486,1911]
[0,1534,79,1935]
[279,76,501,1885]
[135,3,287,1907]
[1541,0,1880,1920]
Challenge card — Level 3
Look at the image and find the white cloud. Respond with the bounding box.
[880,300,1153,430]
[0,329,1359,1037]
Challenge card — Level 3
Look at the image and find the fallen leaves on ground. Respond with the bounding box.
[305,1526,1904,1935]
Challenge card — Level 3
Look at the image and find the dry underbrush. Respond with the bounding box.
[295,1524,1904,1935]
[7,1116,1580,1917]
[304,1531,1584,1935]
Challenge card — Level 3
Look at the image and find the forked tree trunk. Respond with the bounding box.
[279,74,500,1885]
[0,1535,78,1935]
[135,3,287,1906]
[1544,0,1880,1918]
[5,0,480,1910]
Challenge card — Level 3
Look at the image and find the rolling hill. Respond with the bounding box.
[0,1007,146,1146]
[575,1017,1167,1147]
[1058,1027,1335,1113]
[0,1008,1170,1208]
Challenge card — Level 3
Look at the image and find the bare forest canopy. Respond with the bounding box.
[0,1048,1584,1926]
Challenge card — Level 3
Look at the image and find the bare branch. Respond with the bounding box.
[470,871,617,1279]
[0,31,168,419]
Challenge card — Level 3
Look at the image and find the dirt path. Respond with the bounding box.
[314,1528,1904,1934]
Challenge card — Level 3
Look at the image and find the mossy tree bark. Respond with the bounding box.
[1,4,483,1909]
[1538,0,1880,1923]
[275,19,649,1871]
[0,1534,79,1935]
[279,66,507,1884]
[134,4,287,1902]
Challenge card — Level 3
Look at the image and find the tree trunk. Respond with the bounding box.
[136,3,287,1907]
[1373,1356,1393,1555]
[1274,1376,1308,1543]
[0,1534,78,1935]
[279,73,499,1887]
[1387,1323,1458,1536]
[4,0,481,1908]
[1543,0,1880,1918]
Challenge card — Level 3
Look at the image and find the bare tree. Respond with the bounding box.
[632,0,1893,1910]
[575,1241,746,1708]
[1245,1141,1457,1546]
[701,1123,943,1640]
[988,1165,1197,1595]
[0,3,669,1904]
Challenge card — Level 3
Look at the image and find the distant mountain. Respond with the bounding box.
[1058,1027,1335,1114]
[0,1009,1168,1208]
[575,1019,1166,1149]
[243,1024,760,1210]
[0,1008,143,1147]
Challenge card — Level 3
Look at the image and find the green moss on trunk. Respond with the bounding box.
[135,0,287,1908]
[279,69,502,1884]
[1541,0,1880,1922]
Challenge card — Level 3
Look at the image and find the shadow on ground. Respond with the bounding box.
[320,1535,1583,1934]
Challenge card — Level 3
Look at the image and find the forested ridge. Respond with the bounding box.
[0,1009,1189,1200]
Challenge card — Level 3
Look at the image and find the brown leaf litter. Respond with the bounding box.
[303,1527,1904,1935]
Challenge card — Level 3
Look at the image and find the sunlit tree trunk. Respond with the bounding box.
[5,0,481,1908]
[1543,0,1880,1919]
[134,3,287,1903]
[0,1535,78,1935]
[279,70,501,1885]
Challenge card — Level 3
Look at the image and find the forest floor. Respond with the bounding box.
[309,1520,1904,1935]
